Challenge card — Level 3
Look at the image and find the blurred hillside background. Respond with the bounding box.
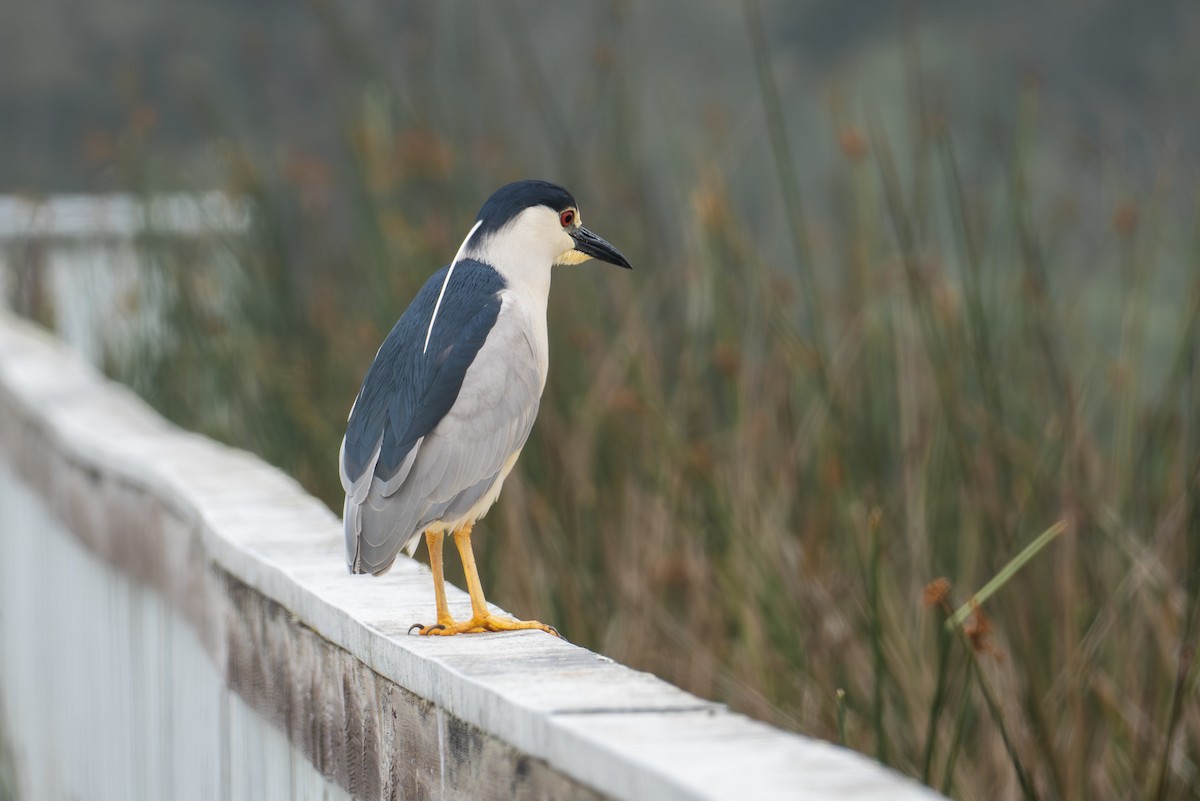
[2,1,1199,799]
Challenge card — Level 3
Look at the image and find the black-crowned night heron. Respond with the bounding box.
[340,180,632,636]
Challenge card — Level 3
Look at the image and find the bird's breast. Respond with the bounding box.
[499,289,550,391]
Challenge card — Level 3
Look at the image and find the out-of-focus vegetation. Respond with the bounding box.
[0,704,14,801]
[18,1,1200,799]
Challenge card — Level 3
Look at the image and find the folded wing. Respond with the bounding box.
[340,262,542,575]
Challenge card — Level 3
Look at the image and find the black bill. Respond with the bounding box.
[569,226,634,270]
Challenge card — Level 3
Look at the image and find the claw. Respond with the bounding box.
[412,613,560,637]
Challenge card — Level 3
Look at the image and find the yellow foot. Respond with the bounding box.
[409,614,560,638]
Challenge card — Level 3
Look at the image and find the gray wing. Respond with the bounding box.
[343,294,544,575]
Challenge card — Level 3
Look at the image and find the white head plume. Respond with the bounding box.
[423,219,483,354]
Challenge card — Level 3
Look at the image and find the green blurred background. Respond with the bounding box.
[3,2,1199,799]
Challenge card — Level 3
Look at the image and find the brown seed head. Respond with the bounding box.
[867,506,883,531]
[711,343,741,376]
[838,127,869,162]
[923,578,951,608]
[1111,202,1138,239]
[964,603,1003,660]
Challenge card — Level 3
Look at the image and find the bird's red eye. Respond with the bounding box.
[560,209,575,227]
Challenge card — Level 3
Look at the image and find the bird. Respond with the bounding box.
[339,180,632,636]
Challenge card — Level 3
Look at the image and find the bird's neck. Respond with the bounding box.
[466,242,554,311]
[468,240,552,386]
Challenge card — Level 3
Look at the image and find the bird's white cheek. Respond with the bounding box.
[554,248,592,266]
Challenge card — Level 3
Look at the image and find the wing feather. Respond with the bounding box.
[344,290,544,574]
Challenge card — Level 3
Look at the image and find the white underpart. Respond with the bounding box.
[424,219,483,354]
[419,292,549,541]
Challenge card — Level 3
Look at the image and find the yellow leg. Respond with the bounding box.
[415,527,475,633]
[456,523,492,621]
[417,522,560,638]
[426,530,455,627]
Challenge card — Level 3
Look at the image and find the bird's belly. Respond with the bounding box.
[430,447,523,532]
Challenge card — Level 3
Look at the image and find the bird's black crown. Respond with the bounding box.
[475,180,576,236]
